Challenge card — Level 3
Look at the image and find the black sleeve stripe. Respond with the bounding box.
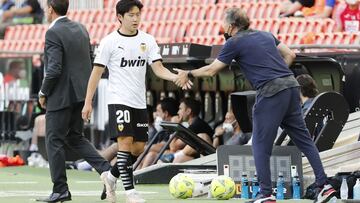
[93,63,106,68]
[152,59,163,63]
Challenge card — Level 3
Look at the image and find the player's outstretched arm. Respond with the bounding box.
[151,61,193,90]
[82,66,105,122]
[173,59,227,89]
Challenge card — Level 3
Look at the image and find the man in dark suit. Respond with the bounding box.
[37,0,111,202]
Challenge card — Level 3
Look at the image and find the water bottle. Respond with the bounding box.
[241,172,249,199]
[252,173,260,199]
[276,172,285,200]
[292,174,301,199]
[353,178,360,200]
[340,177,348,200]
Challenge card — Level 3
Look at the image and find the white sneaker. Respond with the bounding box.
[126,191,146,203]
[313,184,336,203]
[100,171,117,203]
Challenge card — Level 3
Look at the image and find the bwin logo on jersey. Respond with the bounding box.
[120,56,146,67]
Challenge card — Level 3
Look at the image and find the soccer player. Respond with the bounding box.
[81,1,189,202]
[175,7,336,203]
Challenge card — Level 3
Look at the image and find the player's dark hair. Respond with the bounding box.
[296,74,319,98]
[47,0,69,16]
[160,98,179,117]
[116,0,143,16]
[181,98,201,117]
[9,60,23,70]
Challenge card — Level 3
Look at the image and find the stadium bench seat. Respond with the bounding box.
[279,18,323,34]
[0,40,44,54]
[315,32,359,45]
[250,18,280,34]
[104,0,118,9]
[93,9,116,23]
[67,9,98,24]
[86,23,118,41]
[277,33,302,45]
[149,0,215,6]
[322,18,336,33]
[205,4,231,21]
[185,20,222,37]
[5,24,47,41]
[146,21,187,42]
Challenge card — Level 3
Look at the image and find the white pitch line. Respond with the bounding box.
[0,190,158,197]
[75,180,102,183]
[0,181,38,184]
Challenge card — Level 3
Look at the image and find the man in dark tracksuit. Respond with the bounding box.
[174,8,336,203]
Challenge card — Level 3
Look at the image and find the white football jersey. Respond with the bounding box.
[94,30,162,109]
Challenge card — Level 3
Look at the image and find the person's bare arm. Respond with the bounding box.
[149,142,166,152]
[81,66,105,121]
[174,59,227,89]
[2,6,33,21]
[169,138,186,153]
[309,6,333,18]
[277,43,296,67]
[280,1,303,17]
[150,61,177,82]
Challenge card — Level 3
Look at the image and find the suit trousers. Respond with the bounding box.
[45,102,111,193]
[251,87,327,195]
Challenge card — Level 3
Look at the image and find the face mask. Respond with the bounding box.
[223,33,232,41]
[346,0,357,4]
[181,122,189,128]
[222,123,234,133]
[154,116,163,132]
[18,69,26,79]
[223,120,237,133]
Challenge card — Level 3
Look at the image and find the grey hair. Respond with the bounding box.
[224,8,250,31]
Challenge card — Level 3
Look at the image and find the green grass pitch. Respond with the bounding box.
[0,166,318,203]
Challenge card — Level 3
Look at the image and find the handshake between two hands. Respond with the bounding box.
[173,68,194,91]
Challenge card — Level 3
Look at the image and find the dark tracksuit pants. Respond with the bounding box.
[251,87,327,196]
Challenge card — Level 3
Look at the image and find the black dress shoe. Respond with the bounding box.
[36,191,71,202]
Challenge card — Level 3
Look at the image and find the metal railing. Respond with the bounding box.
[289,44,360,53]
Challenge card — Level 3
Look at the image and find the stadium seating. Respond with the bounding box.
[251,19,280,34]
[0,39,44,57]
[67,9,98,24]
[1,0,359,54]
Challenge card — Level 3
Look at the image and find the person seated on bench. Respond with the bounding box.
[296,74,319,113]
[296,74,325,139]
[29,114,45,151]
[138,97,179,169]
[213,110,251,148]
[160,98,214,163]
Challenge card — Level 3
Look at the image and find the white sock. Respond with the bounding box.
[107,170,117,182]
[29,144,38,151]
[125,189,136,195]
[174,150,185,159]
[76,161,92,171]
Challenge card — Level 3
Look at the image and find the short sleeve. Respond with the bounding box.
[147,36,162,65]
[94,38,111,67]
[217,39,238,65]
[326,0,336,7]
[272,34,281,46]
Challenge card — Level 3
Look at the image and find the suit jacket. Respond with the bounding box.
[40,17,92,111]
